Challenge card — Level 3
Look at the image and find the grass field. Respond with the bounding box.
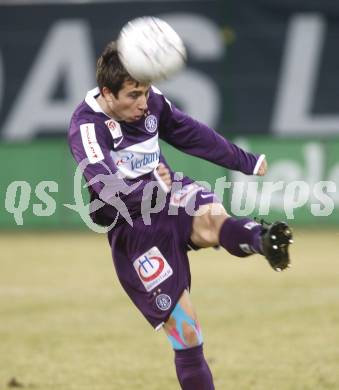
[1,229,339,390]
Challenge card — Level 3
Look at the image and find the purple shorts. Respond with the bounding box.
[108,178,219,329]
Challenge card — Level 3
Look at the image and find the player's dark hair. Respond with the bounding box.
[96,41,138,97]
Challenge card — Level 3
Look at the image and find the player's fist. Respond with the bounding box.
[155,163,172,192]
[256,158,268,176]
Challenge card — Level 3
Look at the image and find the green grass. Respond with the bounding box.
[1,229,339,389]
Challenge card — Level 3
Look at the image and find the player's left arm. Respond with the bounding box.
[256,157,267,176]
[158,96,266,176]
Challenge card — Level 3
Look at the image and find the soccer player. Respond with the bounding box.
[68,41,293,390]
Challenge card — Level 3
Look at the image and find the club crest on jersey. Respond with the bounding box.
[144,114,158,133]
[133,247,173,292]
[156,294,172,311]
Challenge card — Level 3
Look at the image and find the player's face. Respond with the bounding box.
[106,80,151,122]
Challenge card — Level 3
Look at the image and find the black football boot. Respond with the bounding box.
[259,220,293,271]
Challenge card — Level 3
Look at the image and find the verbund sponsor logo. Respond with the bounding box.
[130,151,160,170]
[116,152,134,166]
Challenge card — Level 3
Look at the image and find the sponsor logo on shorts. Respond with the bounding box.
[170,183,202,207]
[244,221,260,230]
[133,247,173,292]
[155,294,172,311]
[144,114,158,133]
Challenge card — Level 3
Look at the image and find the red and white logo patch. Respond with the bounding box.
[105,119,122,141]
[133,247,173,292]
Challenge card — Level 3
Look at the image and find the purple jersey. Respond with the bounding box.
[68,86,262,227]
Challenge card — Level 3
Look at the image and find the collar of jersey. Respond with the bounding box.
[85,87,114,120]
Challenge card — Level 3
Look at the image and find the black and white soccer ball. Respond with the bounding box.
[117,16,187,82]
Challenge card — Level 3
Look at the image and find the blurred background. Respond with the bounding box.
[0,0,338,228]
[0,1,338,389]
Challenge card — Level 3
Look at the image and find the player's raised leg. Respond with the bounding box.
[163,290,214,390]
[191,202,263,255]
[190,201,293,271]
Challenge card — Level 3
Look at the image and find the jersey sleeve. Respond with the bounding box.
[69,120,117,201]
[158,97,263,175]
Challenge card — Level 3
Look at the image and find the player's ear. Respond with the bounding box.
[102,86,114,101]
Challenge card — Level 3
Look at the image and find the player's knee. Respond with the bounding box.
[164,302,203,350]
[192,204,228,247]
[166,322,203,350]
[182,322,202,348]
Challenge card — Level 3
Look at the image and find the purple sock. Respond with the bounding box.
[175,345,214,390]
[219,217,263,257]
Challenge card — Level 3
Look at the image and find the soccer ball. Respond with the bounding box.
[117,16,187,82]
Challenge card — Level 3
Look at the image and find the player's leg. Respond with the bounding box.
[190,201,293,270]
[163,289,214,390]
[191,202,263,255]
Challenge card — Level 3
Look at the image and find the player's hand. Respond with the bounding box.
[155,163,172,191]
[256,158,268,176]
